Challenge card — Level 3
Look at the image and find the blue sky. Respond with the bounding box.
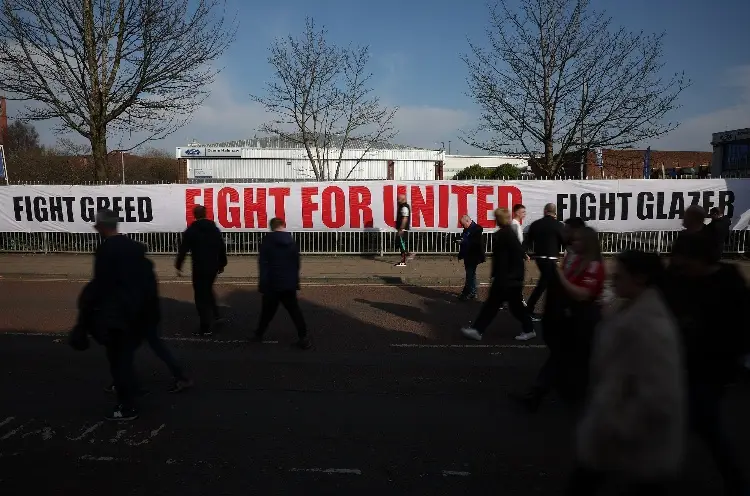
[10,0,750,155]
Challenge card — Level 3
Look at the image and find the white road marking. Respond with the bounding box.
[67,422,103,441]
[1,424,25,440]
[289,468,362,475]
[0,417,14,427]
[390,343,545,349]
[442,470,471,477]
[80,455,122,462]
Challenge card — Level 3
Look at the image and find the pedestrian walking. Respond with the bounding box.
[253,218,311,350]
[510,204,527,247]
[456,214,485,301]
[395,193,414,267]
[523,203,566,321]
[105,256,193,395]
[461,208,535,341]
[176,205,228,336]
[511,226,604,412]
[566,250,685,495]
[706,207,731,263]
[662,232,750,496]
[74,209,153,421]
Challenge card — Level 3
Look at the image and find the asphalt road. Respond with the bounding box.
[1,280,749,495]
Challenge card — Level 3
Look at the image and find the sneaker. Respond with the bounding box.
[530,314,542,322]
[514,331,537,341]
[192,330,213,337]
[467,293,477,300]
[295,337,312,350]
[105,405,138,422]
[394,262,407,267]
[168,379,194,394]
[460,327,482,341]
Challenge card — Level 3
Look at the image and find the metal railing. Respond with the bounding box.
[0,230,746,256]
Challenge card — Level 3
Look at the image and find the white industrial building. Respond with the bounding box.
[176,137,530,181]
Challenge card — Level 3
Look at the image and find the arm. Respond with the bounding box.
[175,227,192,271]
[216,226,228,271]
[522,222,534,254]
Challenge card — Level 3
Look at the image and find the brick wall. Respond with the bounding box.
[537,149,713,178]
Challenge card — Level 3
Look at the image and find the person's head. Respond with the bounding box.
[683,205,707,231]
[397,194,407,204]
[543,203,557,218]
[94,208,119,237]
[459,214,472,229]
[564,217,586,245]
[193,205,207,220]
[709,207,723,220]
[613,250,665,300]
[570,226,601,261]
[670,231,715,274]
[269,217,286,231]
[512,204,526,221]
[494,208,511,228]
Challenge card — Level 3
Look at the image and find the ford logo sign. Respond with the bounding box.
[184,148,201,156]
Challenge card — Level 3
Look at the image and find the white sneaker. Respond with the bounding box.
[394,262,406,267]
[514,331,537,341]
[461,327,482,341]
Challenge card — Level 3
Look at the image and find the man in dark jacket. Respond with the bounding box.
[662,232,750,495]
[523,203,566,319]
[84,209,150,421]
[706,207,731,263]
[457,214,485,300]
[176,205,228,336]
[461,208,534,341]
[254,218,311,349]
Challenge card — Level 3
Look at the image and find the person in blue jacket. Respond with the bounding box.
[253,217,311,349]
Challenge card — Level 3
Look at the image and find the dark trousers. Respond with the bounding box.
[192,271,219,333]
[565,466,668,496]
[689,379,746,495]
[105,332,139,409]
[462,261,478,296]
[526,258,557,314]
[256,291,308,339]
[472,282,533,335]
[145,326,185,381]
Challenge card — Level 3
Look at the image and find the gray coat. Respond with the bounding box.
[577,288,686,479]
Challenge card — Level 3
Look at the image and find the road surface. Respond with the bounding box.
[1,280,748,495]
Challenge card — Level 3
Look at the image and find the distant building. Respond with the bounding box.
[711,128,750,177]
[553,149,712,179]
[176,137,445,183]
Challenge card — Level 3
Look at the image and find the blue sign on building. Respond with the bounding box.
[0,146,5,179]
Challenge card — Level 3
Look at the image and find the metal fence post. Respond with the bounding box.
[379,232,384,257]
[656,231,663,255]
[42,232,49,254]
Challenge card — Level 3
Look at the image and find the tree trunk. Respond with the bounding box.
[544,139,554,177]
[91,130,108,182]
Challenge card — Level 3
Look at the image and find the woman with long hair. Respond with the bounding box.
[511,226,605,412]
[461,208,534,341]
[567,250,685,495]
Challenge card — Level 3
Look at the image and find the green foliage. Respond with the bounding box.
[454,163,521,180]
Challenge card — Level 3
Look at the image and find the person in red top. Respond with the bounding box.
[511,226,604,412]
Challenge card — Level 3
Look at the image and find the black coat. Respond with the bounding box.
[706,217,731,262]
[77,235,154,344]
[491,226,526,287]
[523,215,565,257]
[457,222,486,265]
[258,230,301,293]
[176,218,228,275]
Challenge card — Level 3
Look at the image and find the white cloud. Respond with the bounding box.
[650,65,750,151]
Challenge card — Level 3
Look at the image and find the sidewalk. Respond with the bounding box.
[2,253,748,286]
[0,253,520,286]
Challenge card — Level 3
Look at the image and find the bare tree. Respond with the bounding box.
[464,0,689,176]
[0,0,236,180]
[252,18,398,181]
[5,121,41,155]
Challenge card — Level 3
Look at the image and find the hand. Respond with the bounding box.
[398,229,404,235]
[525,254,531,261]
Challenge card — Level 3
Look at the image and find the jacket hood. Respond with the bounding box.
[267,230,295,246]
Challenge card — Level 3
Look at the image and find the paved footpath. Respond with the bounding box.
[2,253,750,286]
[1,279,749,494]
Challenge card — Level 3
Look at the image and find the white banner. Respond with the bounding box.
[0,180,747,233]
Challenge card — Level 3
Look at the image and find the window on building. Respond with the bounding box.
[722,142,750,172]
